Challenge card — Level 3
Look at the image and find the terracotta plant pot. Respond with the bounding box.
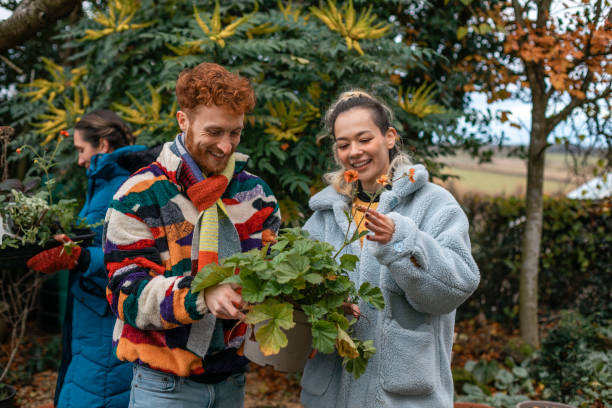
[0,383,16,408]
[244,309,312,372]
[454,403,494,408]
[516,401,577,408]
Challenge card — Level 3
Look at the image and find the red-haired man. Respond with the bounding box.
[103,62,281,407]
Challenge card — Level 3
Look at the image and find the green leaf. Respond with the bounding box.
[304,273,324,284]
[343,340,376,379]
[246,301,295,356]
[274,261,302,283]
[293,238,314,254]
[311,320,337,354]
[339,253,359,271]
[358,282,385,310]
[271,239,289,252]
[348,229,369,245]
[328,311,349,331]
[478,23,491,35]
[242,275,266,303]
[301,304,327,321]
[191,264,235,293]
[457,26,468,40]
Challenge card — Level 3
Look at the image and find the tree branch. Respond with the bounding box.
[546,85,612,134]
[0,0,81,53]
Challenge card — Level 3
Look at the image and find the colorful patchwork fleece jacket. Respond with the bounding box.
[103,141,280,377]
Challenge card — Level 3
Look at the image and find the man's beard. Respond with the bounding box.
[185,127,229,175]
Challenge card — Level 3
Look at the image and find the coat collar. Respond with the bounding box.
[87,145,147,178]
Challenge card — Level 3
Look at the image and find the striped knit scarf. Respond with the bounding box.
[173,133,235,274]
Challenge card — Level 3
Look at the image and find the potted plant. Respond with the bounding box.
[0,128,88,259]
[191,170,414,378]
[0,127,92,400]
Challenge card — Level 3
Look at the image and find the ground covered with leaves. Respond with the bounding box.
[4,313,609,408]
[2,316,511,408]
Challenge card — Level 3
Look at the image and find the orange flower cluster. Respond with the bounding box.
[16,148,22,154]
[343,169,359,183]
[376,174,389,186]
[409,168,415,183]
[60,130,70,137]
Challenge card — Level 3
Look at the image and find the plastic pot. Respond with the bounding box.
[244,309,312,372]
[516,401,577,408]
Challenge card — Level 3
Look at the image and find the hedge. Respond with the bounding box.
[458,194,611,325]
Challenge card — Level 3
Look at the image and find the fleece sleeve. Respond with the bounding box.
[370,203,480,315]
[103,182,208,331]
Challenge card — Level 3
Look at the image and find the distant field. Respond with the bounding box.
[435,151,596,197]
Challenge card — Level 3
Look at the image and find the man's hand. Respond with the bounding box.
[204,283,245,320]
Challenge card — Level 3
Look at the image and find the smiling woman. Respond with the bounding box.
[300,90,480,408]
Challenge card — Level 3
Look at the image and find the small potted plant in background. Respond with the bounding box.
[0,127,92,405]
[191,169,414,378]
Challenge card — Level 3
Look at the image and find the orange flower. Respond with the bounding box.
[280,143,289,151]
[60,130,70,137]
[16,148,22,154]
[376,174,389,186]
[409,168,415,183]
[343,169,359,183]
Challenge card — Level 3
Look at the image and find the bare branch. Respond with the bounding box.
[0,0,81,53]
[546,84,612,134]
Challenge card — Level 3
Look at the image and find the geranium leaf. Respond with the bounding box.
[245,300,294,328]
[328,311,349,331]
[247,301,295,356]
[311,320,337,354]
[304,273,324,284]
[274,261,301,283]
[339,253,359,271]
[288,254,310,274]
[336,326,359,359]
[254,320,288,356]
[191,264,234,293]
[301,304,326,321]
[240,274,268,303]
[358,282,385,310]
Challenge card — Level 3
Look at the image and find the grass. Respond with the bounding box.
[440,167,571,197]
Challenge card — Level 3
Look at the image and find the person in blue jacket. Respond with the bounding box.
[300,91,480,408]
[27,110,158,408]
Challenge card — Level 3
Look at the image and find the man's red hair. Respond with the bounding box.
[175,62,255,114]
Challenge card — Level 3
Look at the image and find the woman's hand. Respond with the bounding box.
[358,206,395,244]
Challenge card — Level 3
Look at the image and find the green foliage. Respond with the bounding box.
[531,310,612,407]
[454,358,533,407]
[459,195,612,325]
[191,227,385,379]
[0,137,81,248]
[1,0,490,225]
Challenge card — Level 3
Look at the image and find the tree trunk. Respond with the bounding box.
[519,107,548,348]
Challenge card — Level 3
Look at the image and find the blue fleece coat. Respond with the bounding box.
[300,164,480,408]
[55,145,146,408]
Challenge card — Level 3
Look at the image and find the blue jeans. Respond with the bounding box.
[129,364,246,408]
